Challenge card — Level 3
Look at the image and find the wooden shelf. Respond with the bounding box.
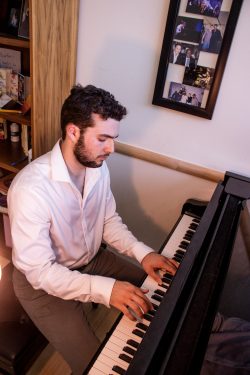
[0,34,29,49]
[0,111,31,126]
[0,140,28,173]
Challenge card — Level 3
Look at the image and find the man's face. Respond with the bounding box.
[74,113,120,168]
[175,45,181,54]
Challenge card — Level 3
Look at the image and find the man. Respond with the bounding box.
[169,43,183,65]
[209,24,222,53]
[183,48,196,68]
[7,84,178,374]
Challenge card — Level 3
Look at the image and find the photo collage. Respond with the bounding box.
[164,0,230,108]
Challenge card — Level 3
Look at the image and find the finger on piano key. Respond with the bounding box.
[123,315,150,327]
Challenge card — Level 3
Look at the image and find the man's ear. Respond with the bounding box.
[66,123,80,143]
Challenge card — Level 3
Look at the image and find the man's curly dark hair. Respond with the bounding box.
[61,84,127,139]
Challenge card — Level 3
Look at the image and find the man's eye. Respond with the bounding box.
[98,138,106,142]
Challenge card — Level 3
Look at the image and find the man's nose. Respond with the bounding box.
[105,139,115,154]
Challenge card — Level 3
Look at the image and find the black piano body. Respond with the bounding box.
[87,171,250,375]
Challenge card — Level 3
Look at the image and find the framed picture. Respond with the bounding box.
[6,0,22,36]
[152,0,243,119]
[18,0,29,39]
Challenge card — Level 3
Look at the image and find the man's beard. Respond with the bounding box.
[73,134,103,168]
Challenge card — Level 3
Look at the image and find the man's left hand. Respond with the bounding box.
[141,252,178,285]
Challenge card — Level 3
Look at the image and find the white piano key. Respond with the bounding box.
[113,328,142,344]
[115,326,143,342]
[88,367,105,374]
[105,340,124,355]
[92,360,113,374]
[101,347,130,369]
[109,333,127,348]
[161,215,194,258]
[123,315,150,327]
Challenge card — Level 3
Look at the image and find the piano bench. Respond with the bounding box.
[0,263,48,375]
[0,321,48,375]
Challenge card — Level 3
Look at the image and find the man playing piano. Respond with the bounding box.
[7,84,178,375]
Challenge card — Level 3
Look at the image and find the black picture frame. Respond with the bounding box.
[152,0,243,119]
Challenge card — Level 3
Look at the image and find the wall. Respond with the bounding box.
[76,0,250,175]
[76,0,250,245]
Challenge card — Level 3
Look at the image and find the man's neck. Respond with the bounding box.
[60,139,86,195]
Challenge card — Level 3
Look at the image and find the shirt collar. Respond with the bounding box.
[50,139,102,192]
[51,139,71,183]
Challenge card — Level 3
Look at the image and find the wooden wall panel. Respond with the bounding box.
[30,0,79,158]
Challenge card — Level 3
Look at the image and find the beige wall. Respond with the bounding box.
[107,153,216,249]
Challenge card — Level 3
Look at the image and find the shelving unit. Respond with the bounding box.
[0,0,79,220]
[0,0,79,173]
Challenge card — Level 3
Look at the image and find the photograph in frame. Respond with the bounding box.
[199,12,229,54]
[183,65,215,89]
[174,16,204,44]
[170,41,200,68]
[186,0,224,18]
[18,0,29,39]
[168,82,204,107]
[6,0,22,36]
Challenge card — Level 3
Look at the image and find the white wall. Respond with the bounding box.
[76,0,250,176]
[76,0,249,245]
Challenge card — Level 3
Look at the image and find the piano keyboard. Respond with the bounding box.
[88,214,200,375]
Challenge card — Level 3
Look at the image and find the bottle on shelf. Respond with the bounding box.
[10,122,20,143]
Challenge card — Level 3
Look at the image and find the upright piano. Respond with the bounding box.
[87,171,250,375]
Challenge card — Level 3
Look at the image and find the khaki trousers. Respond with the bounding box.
[13,248,145,375]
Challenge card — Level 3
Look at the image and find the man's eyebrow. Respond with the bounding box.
[99,133,119,139]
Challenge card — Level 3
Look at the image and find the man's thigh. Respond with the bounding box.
[82,247,146,286]
[12,267,100,375]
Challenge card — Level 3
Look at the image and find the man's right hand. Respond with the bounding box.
[110,280,153,321]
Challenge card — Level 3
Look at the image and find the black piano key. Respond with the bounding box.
[148,309,156,316]
[176,249,185,256]
[152,302,159,310]
[160,283,169,290]
[143,313,153,322]
[189,223,198,230]
[151,294,162,302]
[112,365,126,375]
[192,218,200,223]
[136,322,148,331]
[173,256,181,263]
[173,253,183,261]
[163,272,173,279]
[123,345,136,356]
[127,339,140,349]
[132,328,145,338]
[179,243,188,250]
[184,235,192,241]
[119,353,132,364]
[154,289,165,297]
[185,229,193,235]
[162,277,170,284]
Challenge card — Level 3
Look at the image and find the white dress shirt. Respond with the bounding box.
[7,140,153,307]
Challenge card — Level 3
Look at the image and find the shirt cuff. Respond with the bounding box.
[90,275,116,307]
[132,242,155,264]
